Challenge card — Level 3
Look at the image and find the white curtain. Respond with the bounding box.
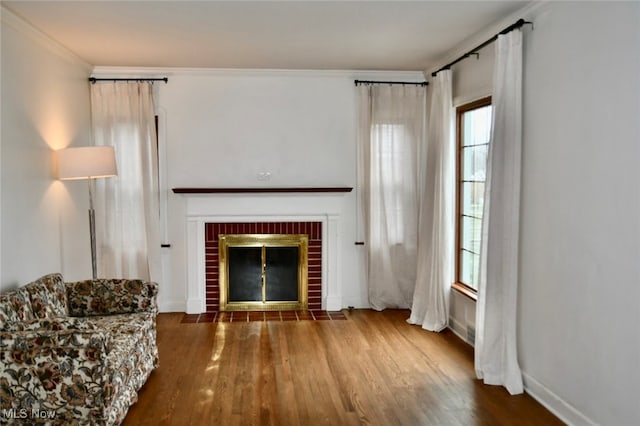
[475,30,524,394]
[408,70,454,331]
[357,84,426,310]
[91,82,161,282]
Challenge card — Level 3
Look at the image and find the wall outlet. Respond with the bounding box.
[256,172,272,181]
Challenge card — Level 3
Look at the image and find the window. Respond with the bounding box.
[455,97,492,298]
[370,123,415,246]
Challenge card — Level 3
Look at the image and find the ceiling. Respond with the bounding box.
[3,0,529,71]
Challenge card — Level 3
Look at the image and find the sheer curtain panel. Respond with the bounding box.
[475,30,524,395]
[357,84,426,310]
[91,82,161,282]
[408,70,454,331]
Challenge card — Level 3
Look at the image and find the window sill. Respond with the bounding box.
[452,282,478,302]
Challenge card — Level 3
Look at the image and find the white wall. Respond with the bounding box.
[163,71,360,188]
[441,2,640,424]
[1,8,93,290]
[451,42,494,106]
[162,69,423,311]
[519,2,639,425]
[90,67,423,311]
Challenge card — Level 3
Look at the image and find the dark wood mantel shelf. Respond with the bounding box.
[172,187,353,194]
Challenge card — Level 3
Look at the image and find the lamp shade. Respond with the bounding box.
[57,146,117,180]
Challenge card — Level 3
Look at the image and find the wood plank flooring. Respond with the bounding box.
[122,310,563,426]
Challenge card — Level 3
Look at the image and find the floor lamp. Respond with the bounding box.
[57,146,117,279]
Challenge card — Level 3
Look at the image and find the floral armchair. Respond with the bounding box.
[0,273,158,425]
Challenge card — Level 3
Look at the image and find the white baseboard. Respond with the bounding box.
[522,372,596,426]
[448,325,471,346]
[449,316,465,335]
[442,332,595,425]
[159,300,186,313]
[339,297,370,310]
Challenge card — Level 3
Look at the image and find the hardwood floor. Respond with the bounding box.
[123,310,562,426]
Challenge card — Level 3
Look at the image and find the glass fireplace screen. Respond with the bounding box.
[218,234,308,311]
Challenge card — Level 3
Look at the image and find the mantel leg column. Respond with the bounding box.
[324,214,342,311]
[186,219,205,314]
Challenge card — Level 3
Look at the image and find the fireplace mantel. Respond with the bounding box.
[173,187,352,194]
[180,191,347,314]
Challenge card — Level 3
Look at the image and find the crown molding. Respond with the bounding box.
[425,0,550,78]
[90,66,426,82]
[1,4,92,71]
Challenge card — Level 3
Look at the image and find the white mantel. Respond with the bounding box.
[181,191,350,314]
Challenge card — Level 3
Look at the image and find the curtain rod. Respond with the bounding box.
[431,18,533,77]
[354,80,427,87]
[88,77,168,84]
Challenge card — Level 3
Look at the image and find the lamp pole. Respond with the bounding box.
[88,177,97,279]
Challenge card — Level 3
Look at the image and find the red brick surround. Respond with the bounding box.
[204,222,322,312]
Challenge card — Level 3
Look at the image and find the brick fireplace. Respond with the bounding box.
[204,221,322,312]
[179,188,350,314]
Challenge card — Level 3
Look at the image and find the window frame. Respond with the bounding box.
[453,96,492,301]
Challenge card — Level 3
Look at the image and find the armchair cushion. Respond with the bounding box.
[66,279,158,317]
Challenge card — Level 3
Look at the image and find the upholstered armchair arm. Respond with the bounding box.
[65,278,158,317]
[0,328,114,421]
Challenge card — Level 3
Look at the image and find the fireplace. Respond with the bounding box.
[204,222,322,312]
[180,188,349,314]
[219,233,308,311]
